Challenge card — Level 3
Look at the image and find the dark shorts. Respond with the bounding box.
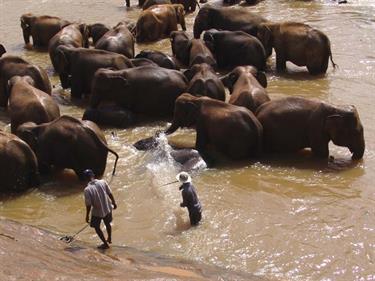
[90,212,112,229]
[189,209,202,226]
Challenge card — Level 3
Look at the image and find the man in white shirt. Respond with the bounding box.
[83,169,117,249]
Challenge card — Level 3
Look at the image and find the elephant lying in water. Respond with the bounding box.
[16,115,119,179]
[255,97,365,160]
[134,135,207,171]
[0,131,39,193]
[164,93,263,162]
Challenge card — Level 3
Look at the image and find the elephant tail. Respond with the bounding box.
[329,47,337,69]
[107,147,119,175]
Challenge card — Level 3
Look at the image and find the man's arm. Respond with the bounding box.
[85,205,91,223]
[180,189,188,207]
[108,193,117,210]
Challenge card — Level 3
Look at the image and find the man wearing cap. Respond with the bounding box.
[83,169,117,249]
[177,171,202,226]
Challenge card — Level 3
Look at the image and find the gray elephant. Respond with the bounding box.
[255,97,365,159]
[90,65,188,117]
[52,46,133,97]
[0,131,39,192]
[83,105,136,128]
[134,135,207,171]
[16,115,119,179]
[0,55,51,107]
[165,93,263,162]
[184,63,226,101]
[20,13,70,48]
[203,29,266,71]
[221,65,269,113]
[95,21,135,58]
[257,22,336,74]
[193,6,267,39]
[8,76,60,133]
[48,23,89,72]
[135,50,179,69]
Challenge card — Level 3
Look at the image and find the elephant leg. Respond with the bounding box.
[275,50,287,72]
[195,129,214,166]
[311,143,329,158]
[70,76,83,99]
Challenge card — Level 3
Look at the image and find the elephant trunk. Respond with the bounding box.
[23,29,30,45]
[350,137,365,160]
[59,73,70,89]
[165,120,180,135]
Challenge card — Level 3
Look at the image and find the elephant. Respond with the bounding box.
[257,22,337,74]
[88,23,111,45]
[164,93,263,161]
[136,4,186,42]
[83,105,136,128]
[95,21,135,58]
[171,31,217,68]
[90,65,188,117]
[193,6,267,39]
[16,115,119,179]
[184,63,226,101]
[0,131,39,192]
[0,44,5,57]
[20,13,70,48]
[143,0,172,10]
[203,29,267,71]
[135,50,179,69]
[48,23,89,73]
[134,135,207,171]
[255,97,365,160]
[221,65,269,113]
[52,46,133,98]
[0,55,51,107]
[8,76,60,133]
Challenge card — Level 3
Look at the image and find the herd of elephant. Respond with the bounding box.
[0,1,365,193]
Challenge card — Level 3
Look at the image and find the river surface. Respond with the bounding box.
[1,0,375,280]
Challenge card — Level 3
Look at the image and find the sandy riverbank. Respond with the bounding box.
[0,219,268,280]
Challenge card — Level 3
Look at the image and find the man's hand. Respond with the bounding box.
[113,203,117,210]
[180,202,184,207]
[86,215,90,223]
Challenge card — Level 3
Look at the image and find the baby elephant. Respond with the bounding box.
[221,66,269,113]
[184,63,226,101]
[136,4,186,42]
[8,76,60,133]
[83,105,136,128]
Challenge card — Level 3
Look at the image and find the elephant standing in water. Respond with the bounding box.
[193,6,267,39]
[165,93,263,161]
[16,116,119,179]
[8,76,60,133]
[203,29,267,71]
[136,4,186,42]
[20,13,70,48]
[255,97,365,159]
[0,131,39,192]
[0,55,51,107]
[90,65,188,117]
[257,22,336,74]
[48,23,90,83]
[221,65,269,113]
[51,46,133,98]
[95,21,135,58]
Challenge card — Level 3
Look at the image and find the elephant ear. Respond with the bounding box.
[256,71,267,88]
[258,24,272,49]
[325,114,344,139]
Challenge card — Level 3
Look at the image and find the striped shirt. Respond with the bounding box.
[84,179,112,218]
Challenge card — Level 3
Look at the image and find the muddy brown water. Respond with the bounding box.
[0,0,375,280]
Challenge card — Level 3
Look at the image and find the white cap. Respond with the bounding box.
[176,171,191,183]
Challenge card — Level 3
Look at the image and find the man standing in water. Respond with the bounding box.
[83,169,117,249]
[177,172,202,226]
